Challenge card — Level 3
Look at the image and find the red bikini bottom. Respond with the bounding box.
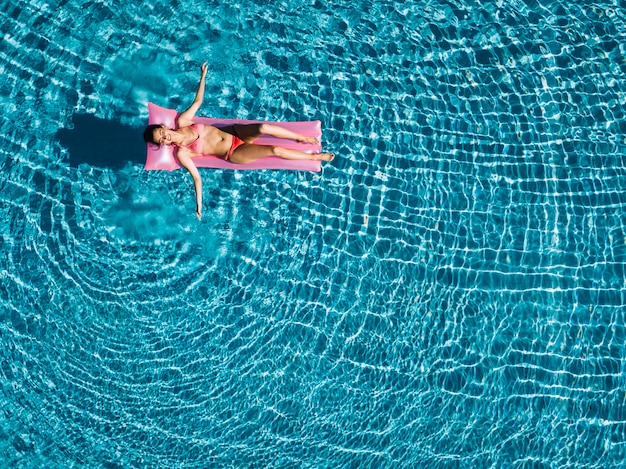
[226,135,245,160]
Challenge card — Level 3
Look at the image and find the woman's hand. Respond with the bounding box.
[200,62,208,76]
[196,207,202,221]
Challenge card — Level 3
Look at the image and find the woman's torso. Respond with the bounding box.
[177,123,232,157]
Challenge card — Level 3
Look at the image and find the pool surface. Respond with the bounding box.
[1,0,625,467]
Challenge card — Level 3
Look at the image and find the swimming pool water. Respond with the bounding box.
[1,0,625,467]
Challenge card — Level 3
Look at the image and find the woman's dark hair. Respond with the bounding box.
[143,124,162,145]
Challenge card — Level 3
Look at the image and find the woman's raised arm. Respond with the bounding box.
[177,62,208,127]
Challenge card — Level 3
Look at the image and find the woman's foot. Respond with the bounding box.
[317,152,335,161]
[297,135,320,144]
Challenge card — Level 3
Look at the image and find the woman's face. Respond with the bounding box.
[153,125,173,145]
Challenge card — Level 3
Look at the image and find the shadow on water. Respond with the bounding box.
[55,113,199,244]
[57,113,145,169]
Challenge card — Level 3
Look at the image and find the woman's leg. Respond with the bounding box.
[233,124,319,144]
[228,143,333,165]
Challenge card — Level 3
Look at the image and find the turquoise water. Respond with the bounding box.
[1,0,626,467]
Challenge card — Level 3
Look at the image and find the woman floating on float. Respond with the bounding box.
[143,62,334,220]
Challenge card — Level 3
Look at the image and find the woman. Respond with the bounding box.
[144,62,334,220]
